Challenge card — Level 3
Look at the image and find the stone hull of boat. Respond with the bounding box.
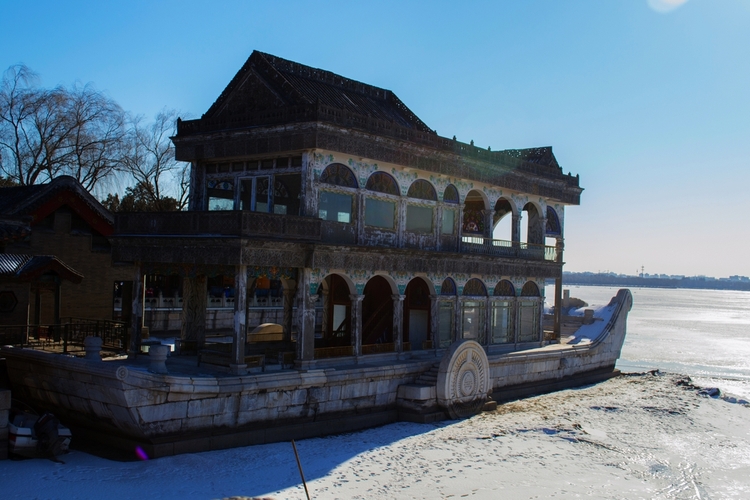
[0,289,632,457]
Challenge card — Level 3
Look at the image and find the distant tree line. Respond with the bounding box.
[564,272,750,292]
[0,64,187,211]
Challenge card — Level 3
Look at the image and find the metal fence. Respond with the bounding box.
[0,318,128,354]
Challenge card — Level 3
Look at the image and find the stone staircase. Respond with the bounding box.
[396,362,445,423]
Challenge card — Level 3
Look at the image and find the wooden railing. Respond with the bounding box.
[461,236,557,261]
[314,345,354,359]
[362,343,395,355]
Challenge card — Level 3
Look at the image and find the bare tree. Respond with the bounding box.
[121,109,187,207]
[0,65,126,190]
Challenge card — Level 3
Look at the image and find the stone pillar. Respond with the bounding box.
[148,345,169,374]
[457,205,465,252]
[181,274,207,349]
[283,285,296,342]
[553,238,565,341]
[484,297,492,347]
[295,269,317,365]
[482,209,494,240]
[393,294,405,352]
[397,198,407,248]
[351,294,364,358]
[230,265,248,375]
[455,297,463,342]
[128,263,143,358]
[429,294,439,350]
[84,336,102,361]
[512,214,521,245]
[320,287,330,338]
[435,203,444,251]
[301,152,317,217]
[356,189,366,244]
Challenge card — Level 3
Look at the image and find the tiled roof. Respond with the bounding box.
[0,218,31,243]
[204,51,433,132]
[0,253,83,283]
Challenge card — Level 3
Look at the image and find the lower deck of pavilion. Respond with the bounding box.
[125,264,554,373]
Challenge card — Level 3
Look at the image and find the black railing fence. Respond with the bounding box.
[0,317,128,354]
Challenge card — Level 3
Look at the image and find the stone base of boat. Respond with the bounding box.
[69,407,400,459]
[0,289,633,458]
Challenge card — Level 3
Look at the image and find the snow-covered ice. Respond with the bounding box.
[2,372,748,499]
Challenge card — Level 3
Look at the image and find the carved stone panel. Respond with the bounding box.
[436,339,491,418]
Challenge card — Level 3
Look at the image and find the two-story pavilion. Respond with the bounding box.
[112,51,582,374]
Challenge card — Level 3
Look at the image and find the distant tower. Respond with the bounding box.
[640,265,644,278]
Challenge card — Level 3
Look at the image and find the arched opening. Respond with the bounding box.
[406,180,437,234]
[522,202,544,245]
[404,278,431,350]
[545,206,561,251]
[490,280,515,345]
[442,185,459,236]
[438,278,456,348]
[518,281,541,343]
[461,278,487,343]
[492,198,514,241]
[315,274,353,356]
[365,172,400,229]
[318,164,357,223]
[462,190,487,237]
[362,275,395,353]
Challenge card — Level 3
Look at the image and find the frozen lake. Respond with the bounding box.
[2,285,749,499]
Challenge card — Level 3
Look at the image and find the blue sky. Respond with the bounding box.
[2,0,748,277]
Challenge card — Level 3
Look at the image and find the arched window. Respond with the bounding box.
[365,172,399,195]
[521,281,540,297]
[443,184,459,204]
[440,278,456,296]
[407,180,437,201]
[494,280,515,297]
[320,163,357,188]
[463,278,487,296]
[546,206,561,236]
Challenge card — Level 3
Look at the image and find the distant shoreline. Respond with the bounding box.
[561,273,750,292]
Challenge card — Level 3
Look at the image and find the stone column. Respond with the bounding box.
[351,294,364,358]
[320,287,330,338]
[512,214,521,245]
[301,152,317,217]
[356,189,366,244]
[230,265,248,375]
[484,297,492,347]
[181,274,207,349]
[482,209,494,240]
[553,238,565,341]
[128,263,143,358]
[283,285,296,342]
[429,294,439,350]
[455,297,463,342]
[392,294,405,352]
[457,205,465,252]
[295,269,317,366]
[397,198,407,248]
[435,203,444,251]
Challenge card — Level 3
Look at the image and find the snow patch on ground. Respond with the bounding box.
[2,372,749,499]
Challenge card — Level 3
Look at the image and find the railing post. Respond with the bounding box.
[62,324,68,354]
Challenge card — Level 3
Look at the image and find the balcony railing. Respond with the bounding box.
[114,211,321,241]
[461,236,557,261]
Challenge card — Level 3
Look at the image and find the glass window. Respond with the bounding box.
[461,300,485,343]
[491,301,513,344]
[255,177,269,212]
[406,205,433,233]
[518,300,539,342]
[319,191,353,223]
[365,198,395,229]
[438,302,454,348]
[207,179,234,211]
[442,209,455,234]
